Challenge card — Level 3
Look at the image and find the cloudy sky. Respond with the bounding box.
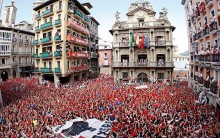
[3,0,188,53]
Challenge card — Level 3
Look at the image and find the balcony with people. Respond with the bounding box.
[41,47,52,59]
[209,16,217,33]
[137,54,148,66]
[66,32,89,46]
[42,6,54,18]
[54,19,61,26]
[204,72,210,89]
[155,36,165,46]
[68,60,89,73]
[212,46,220,62]
[67,19,90,35]
[54,45,62,58]
[203,23,210,36]
[157,54,165,67]
[41,36,52,45]
[67,47,88,59]
[210,79,218,94]
[54,31,61,42]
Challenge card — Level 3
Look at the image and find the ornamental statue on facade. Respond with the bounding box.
[115,11,120,24]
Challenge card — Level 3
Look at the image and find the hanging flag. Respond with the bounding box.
[144,33,150,48]
[140,33,145,49]
[135,33,140,46]
[129,32,135,48]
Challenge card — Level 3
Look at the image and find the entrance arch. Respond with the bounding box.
[1,71,8,81]
[137,73,148,83]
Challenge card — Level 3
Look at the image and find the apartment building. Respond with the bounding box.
[33,0,99,85]
[0,2,35,81]
[98,44,112,75]
[110,0,175,82]
[181,0,220,118]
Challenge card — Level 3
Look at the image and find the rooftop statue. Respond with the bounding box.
[115,11,120,24]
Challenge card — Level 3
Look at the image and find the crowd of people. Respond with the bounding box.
[0,75,220,138]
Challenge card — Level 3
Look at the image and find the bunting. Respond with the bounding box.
[129,32,135,48]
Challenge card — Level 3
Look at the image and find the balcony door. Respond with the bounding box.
[1,71,8,81]
[157,54,165,66]
[137,73,148,82]
[121,55,129,66]
[49,62,52,69]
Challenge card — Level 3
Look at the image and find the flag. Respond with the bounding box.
[144,33,150,48]
[139,33,145,49]
[129,32,135,48]
[135,33,140,46]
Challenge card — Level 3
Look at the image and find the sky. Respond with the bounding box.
[2,0,188,53]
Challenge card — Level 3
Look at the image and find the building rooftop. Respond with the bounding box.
[0,26,34,35]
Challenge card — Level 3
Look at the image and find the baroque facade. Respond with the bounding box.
[110,1,175,82]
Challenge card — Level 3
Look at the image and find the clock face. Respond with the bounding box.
[138,11,144,17]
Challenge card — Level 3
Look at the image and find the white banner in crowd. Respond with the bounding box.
[52,117,111,138]
[135,85,148,90]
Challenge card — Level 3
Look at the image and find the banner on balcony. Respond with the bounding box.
[52,117,111,138]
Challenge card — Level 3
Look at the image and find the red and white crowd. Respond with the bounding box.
[0,75,220,138]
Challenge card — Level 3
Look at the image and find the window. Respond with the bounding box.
[122,72,128,79]
[210,9,215,17]
[2,59,5,64]
[43,33,46,38]
[50,17,52,23]
[104,59,108,65]
[199,22,201,27]
[214,39,218,46]
[158,73,164,79]
[204,16,207,24]
[207,41,210,49]
[49,62,52,68]
[57,61,60,68]
[214,70,219,81]
[104,53,107,58]
[44,62,46,68]
[67,61,70,68]
[59,1,62,9]
[58,14,61,19]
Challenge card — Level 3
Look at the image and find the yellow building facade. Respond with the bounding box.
[33,0,94,85]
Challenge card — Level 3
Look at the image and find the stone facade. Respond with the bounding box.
[110,1,175,82]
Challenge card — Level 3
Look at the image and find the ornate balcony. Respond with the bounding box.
[193,34,198,41]
[35,13,40,20]
[0,51,12,56]
[67,20,90,35]
[33,40,39,45]
[204,80,210,89]
[40,22,52,30]
[66,35,89,46]
[54,19,61,26]
[203,27,209,36]
[191,16,196,24]
[54,35,61,41]
[35,26,40,33]
[34,68,40,73]
[41,68,52,73]
[68,65,89,73]
[112,62,174,68]
[209,21,217,33]
[210,81,218,94]
[42,9,53,18]
[41,37,52,44]
[67,51,89,58]
[34,53,39,58]
[0,63,17,69]
[90,53,99,58]
[197,31,203,39]
[54,51,62,58]
[40,52,52,59]
[155,40,166,46]
[54,68,61,73]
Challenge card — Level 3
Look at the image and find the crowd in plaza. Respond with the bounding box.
[0,75,220,138]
